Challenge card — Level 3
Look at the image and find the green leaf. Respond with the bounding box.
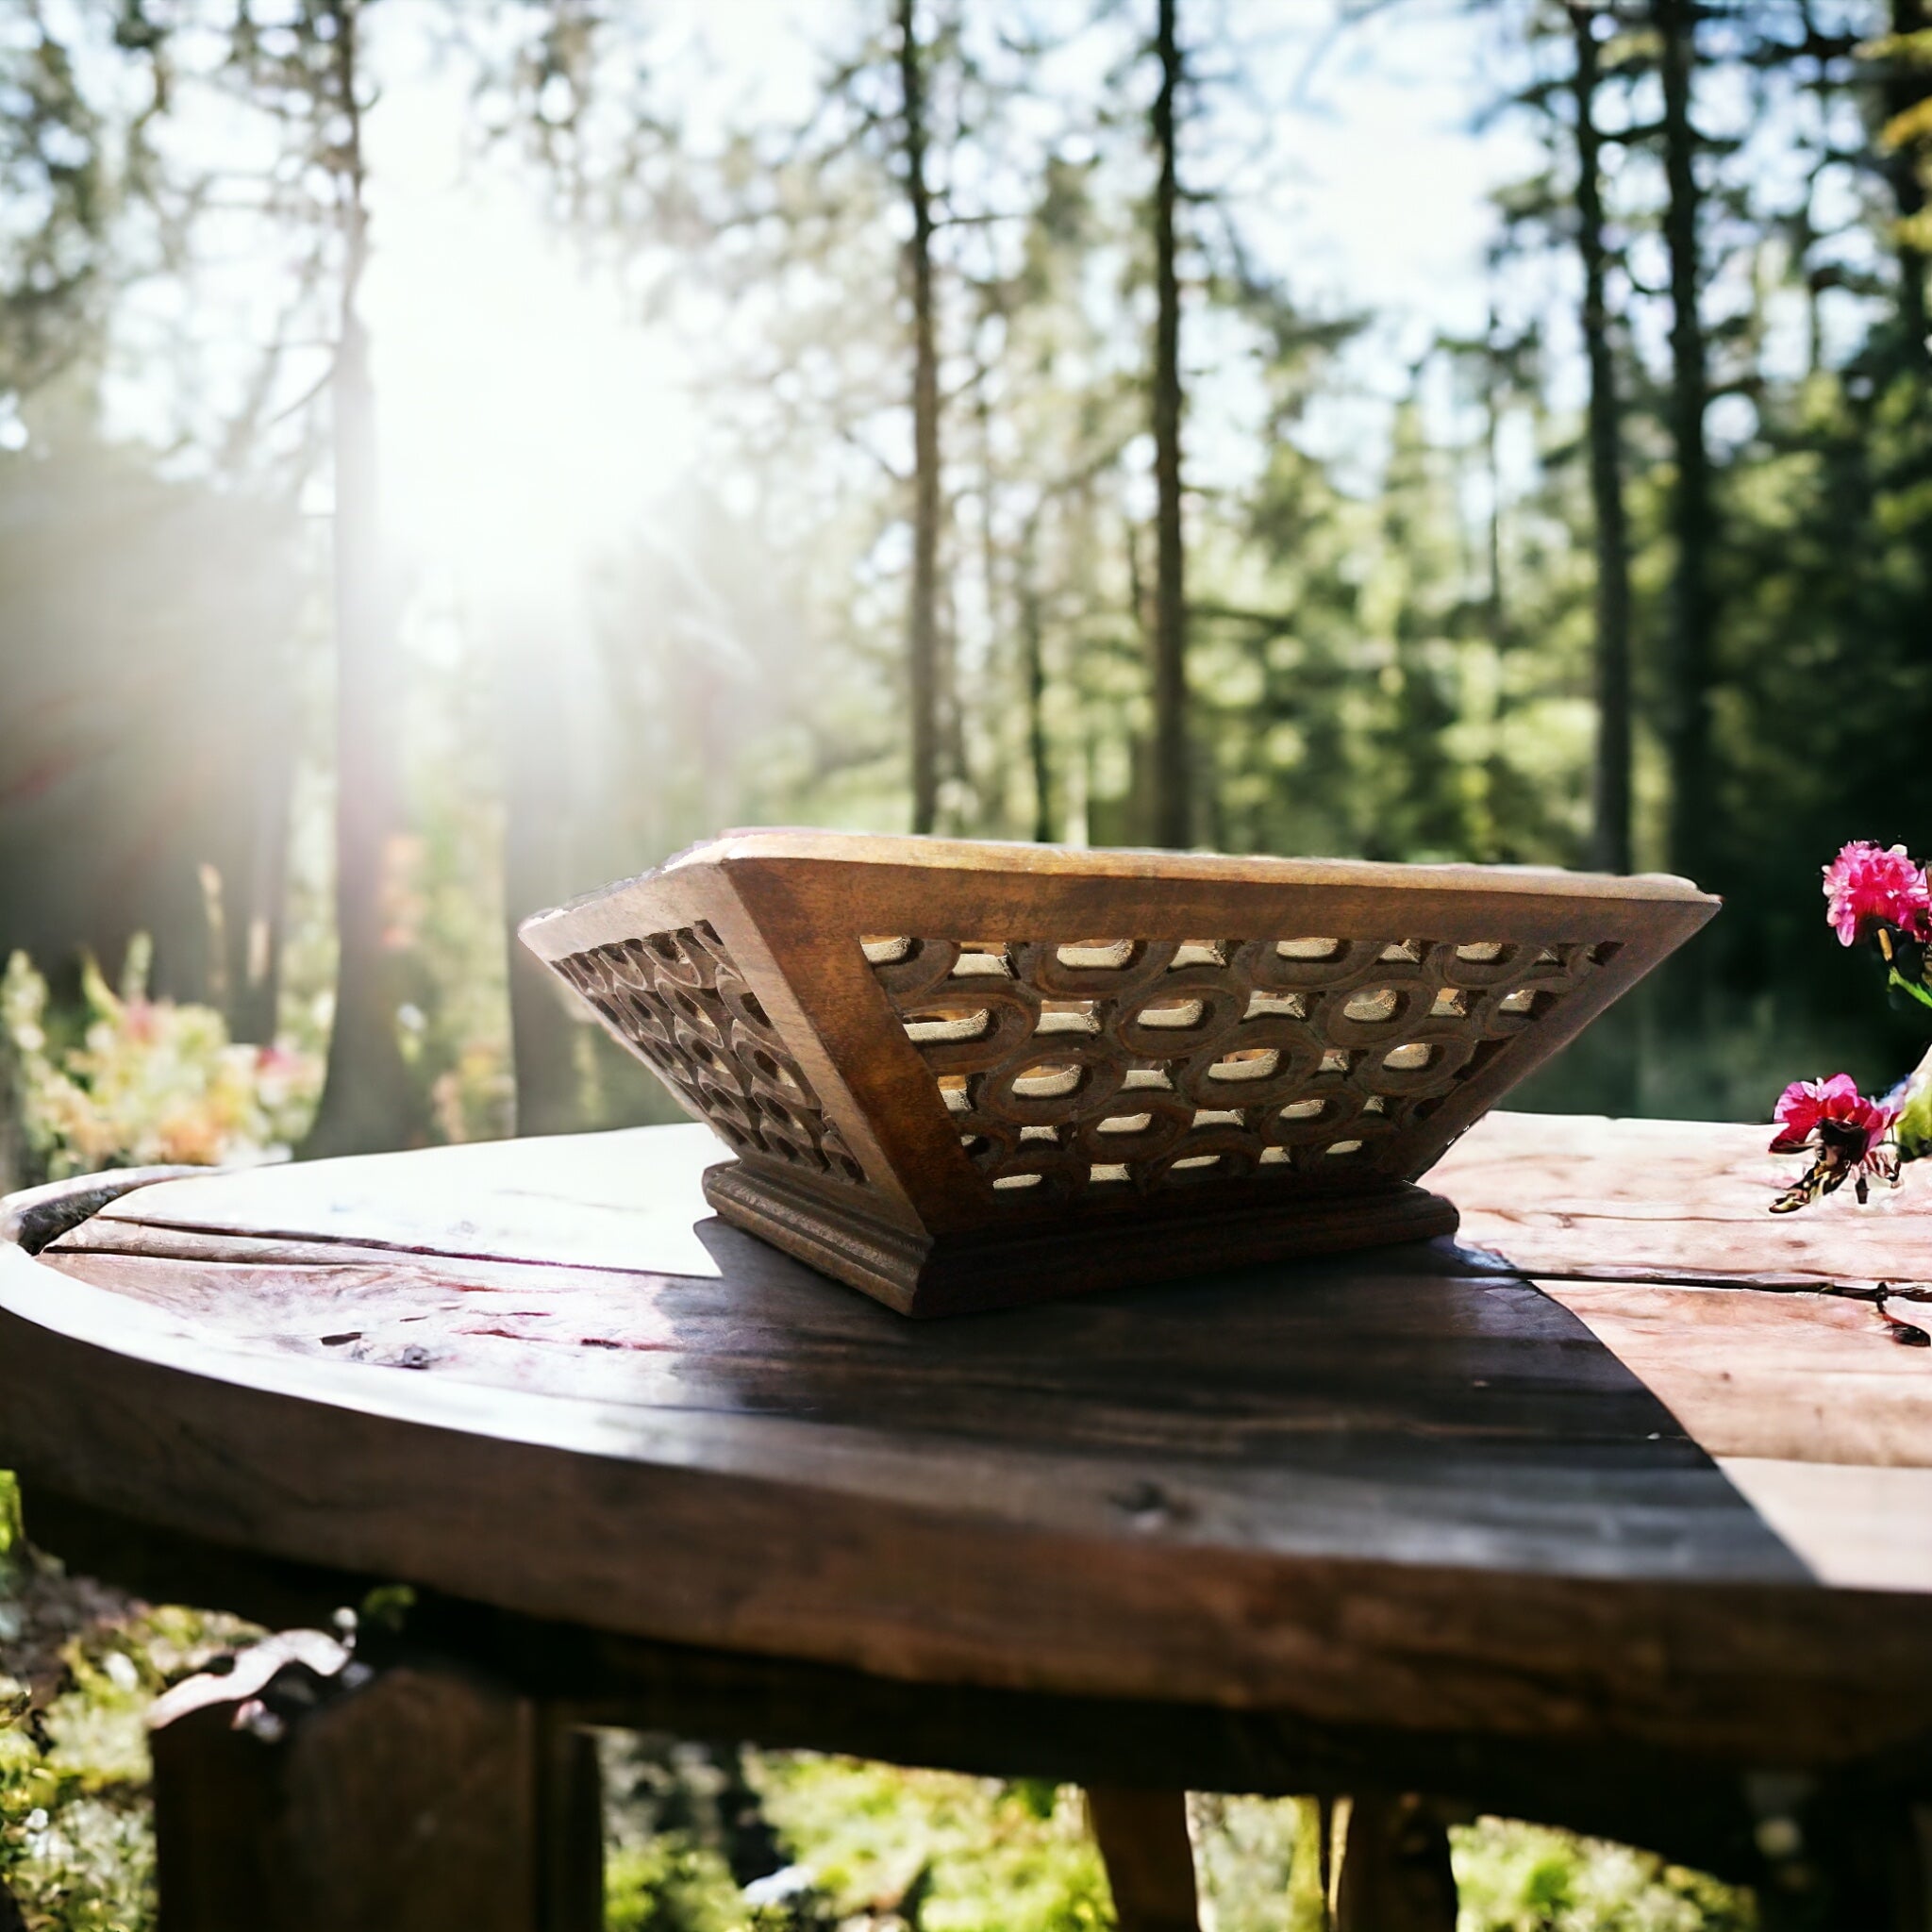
[1895,1044,1932,1163]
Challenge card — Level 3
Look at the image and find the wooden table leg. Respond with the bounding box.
[1085,1787,1200,1932]
[1753,1792,1931,1932]
[1332,1793,1458,1932]
[539,1714,606,1932]
[151,1647,602,1932]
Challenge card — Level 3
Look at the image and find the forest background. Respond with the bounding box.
[0,1,1928,1925]
[7,0,1932,1182]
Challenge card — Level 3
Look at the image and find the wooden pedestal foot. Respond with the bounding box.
[1085,1787,1200,1932]
[150,1642,602,1932]
[1332,1793,1458,1932]
[707,1158,1459,1318]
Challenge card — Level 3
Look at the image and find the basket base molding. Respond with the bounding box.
[702,1159,1460,1318]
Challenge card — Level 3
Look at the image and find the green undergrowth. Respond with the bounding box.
[1452,1819,1757,1932]
[598,1744,1757,1932]
[0,1492,252,1932]
[748,1755,1112,1932]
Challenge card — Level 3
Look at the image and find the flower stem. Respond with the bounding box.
[1887,967,1932,1014]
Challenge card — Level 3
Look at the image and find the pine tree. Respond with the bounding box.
[271,0,424,1156]
[1569,0,1635,874]
[1149,0,1190,849]
[1654,0,1717,892]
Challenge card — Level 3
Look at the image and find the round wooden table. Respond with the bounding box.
[3,1113,1930,1930]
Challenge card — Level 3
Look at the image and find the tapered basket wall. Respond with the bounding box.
[520,831,1717,1316]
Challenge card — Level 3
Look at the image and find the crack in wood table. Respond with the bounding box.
[2,1110,1930,1929]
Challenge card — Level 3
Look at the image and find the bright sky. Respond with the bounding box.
[63,0,1547,586]
[1267,5,1540,331]
[362,54,691,597]
[348,0,1541,591]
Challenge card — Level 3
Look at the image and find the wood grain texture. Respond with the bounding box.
[88,1124,725,1278]
[14,1228,1782,1581]
[1433,1109,1931,1293]
[1541,1281,1932,1468]
[0,1164,205,1254]
[1430,1109,1932,1591]
[517,831,1715,1309]
[8,1120,1932,1772]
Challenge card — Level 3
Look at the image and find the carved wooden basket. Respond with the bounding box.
[521,832,1716,1316]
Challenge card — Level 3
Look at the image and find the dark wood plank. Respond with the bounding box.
[1432,1113,1932,1589]
[1532,1272,1932,1594]
[8,1121,1932,1773]
[15,1491,1783,1885]
[32,1212,1797,1586]
[151,1660,566,1932]
[8,1244,1915,1768]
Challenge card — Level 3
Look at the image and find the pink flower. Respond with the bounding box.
[1822,841,1931,947]
[1770,1073,1901,1212]
[1772,1073,1895,1157]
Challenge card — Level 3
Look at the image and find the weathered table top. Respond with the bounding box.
[3,1111,1931,1775]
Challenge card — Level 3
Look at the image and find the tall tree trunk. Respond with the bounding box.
[1477,329,1512,861]
[305,0,419,1157]
[898,0,941,836]
[1655,0,1715,890]
[502,610,581,1139]
[1020,512,1051,842]
[939,558,969,828]
[1484,396,1504,635]
[1888,0,1931,370]
[1150,0,1190,849]
[974,376,1013,832]
[1481,315,1506,642]
[1123,514,1155,843]
[1572,3,1634,875]
[229,687,295,1042]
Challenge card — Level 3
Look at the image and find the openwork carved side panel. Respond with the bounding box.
[867,935,1622,1201]
[556,924,866,1186]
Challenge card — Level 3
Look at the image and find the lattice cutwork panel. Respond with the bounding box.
[866,934,1621,1201]
[556,924,867,1185]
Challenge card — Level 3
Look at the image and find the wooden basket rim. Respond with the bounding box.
[520,827,1717,951]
